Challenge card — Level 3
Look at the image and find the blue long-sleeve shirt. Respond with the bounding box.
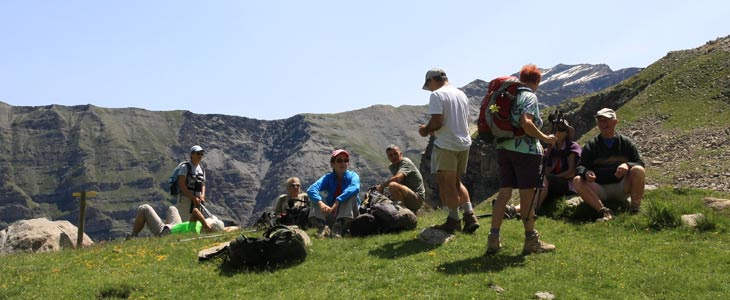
[307,170,361,206]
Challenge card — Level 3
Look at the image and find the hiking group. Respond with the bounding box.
[129,64,646,258]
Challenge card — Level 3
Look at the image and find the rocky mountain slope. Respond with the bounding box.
[452,36,730,206]
[4,43,722,241]
[0,102,430,240]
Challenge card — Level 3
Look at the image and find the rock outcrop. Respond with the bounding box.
[0,218,94,255]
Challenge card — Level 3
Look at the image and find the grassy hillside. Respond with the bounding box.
[2,188,730,299]
[553,36,730,192]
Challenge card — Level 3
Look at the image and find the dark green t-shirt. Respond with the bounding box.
[389,157,426,197]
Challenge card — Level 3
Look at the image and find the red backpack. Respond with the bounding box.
[477,76,528,143]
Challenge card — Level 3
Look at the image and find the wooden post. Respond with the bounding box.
[72,191,97,248]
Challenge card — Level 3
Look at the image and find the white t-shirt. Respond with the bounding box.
[427,85,472,151]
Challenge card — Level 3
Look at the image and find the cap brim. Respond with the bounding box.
[422,80,429,90]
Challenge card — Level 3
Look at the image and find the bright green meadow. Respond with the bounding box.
[2,188,730,299]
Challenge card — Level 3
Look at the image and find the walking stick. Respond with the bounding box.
[522,110,561,225]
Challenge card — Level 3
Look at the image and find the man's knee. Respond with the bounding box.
[138,204,153,213]
[629,165,646,180]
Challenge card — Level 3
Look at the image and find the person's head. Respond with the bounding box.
[422,68,448,91]
[519,64,542,92]
[189,145,205,162]
[329,149,350,176]
[285,177,302,197]
[385,144,403,165]
[553,119,575,142]
[206,218,225,232]
[595,108,618,138]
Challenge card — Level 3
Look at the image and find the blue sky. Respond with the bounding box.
[1,0,728,120]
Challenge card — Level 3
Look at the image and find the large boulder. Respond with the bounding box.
[0,218,94,255]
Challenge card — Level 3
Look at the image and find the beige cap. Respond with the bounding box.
[595,108,617,119]
[422,68,447,90]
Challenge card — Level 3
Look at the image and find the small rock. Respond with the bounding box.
[704,197,730,210]
[417,227,454,245]
[489,284,505,294]
[565,196,583,208]
[681,213,705,227]
[534,291,555,299]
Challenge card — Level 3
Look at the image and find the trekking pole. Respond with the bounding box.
[522,112,558,225]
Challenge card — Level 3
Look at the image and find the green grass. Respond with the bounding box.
[2,188,730,299]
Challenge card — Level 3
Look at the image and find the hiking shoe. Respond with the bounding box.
[331,221,345,238]
[160,225,171,236]
[596,207,615,222]
[522,232,555,255]
[505,204,518,219]
[485,233,502,255]
[629,206,641,215]
[431,217,461,234]
[316,225,331,239]
[124,232,136,241]
[462,211,480,234]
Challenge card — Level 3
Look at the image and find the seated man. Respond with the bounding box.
[573,108,646,222]
[376,144,426,211]
[273,177,310,227]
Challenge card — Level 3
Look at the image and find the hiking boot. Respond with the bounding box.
[629,206,641,215]
[462,211,480,234]
[522,231,555,255]
[505,204,518,219]
[316,225,330,239]
[124,232,137,241]
[431,217,461,234]
[160,225,171,236]
[331,220,345,238]
[596,207,615,222]
[485,233,502,255]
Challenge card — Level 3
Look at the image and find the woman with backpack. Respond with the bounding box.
[307,149,361,238]
[506,119,581,218]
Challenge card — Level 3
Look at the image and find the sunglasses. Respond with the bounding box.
[336,158,349,163]
[288,183,301,188]
[195,152,205,156]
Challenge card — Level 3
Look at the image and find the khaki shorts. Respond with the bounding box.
[431,146,469,175]
[401,189,425,211]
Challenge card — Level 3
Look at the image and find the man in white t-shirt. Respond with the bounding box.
[418,68,479,234]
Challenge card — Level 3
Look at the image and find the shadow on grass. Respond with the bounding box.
[437,253,526,274]
[368,239,440,259]
[214,258,304,276]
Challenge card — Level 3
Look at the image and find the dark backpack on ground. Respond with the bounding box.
[253,211,280,230]
[353,188,417,235]
[477,76,529,143]
[350,213,383,236]
[279,206,311,229]
[226,225,307,270]
[371,199,418,233]
[168,161,193,195]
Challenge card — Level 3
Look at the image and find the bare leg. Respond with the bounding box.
[625,166,646,208]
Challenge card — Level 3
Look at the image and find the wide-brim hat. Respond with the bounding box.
[556,120,576,140]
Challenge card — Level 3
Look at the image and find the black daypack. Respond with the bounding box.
[353,188,417,236]
[226,225,307,269]
[168,161,193,195]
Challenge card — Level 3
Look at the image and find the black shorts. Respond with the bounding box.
[497,149,542,189]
